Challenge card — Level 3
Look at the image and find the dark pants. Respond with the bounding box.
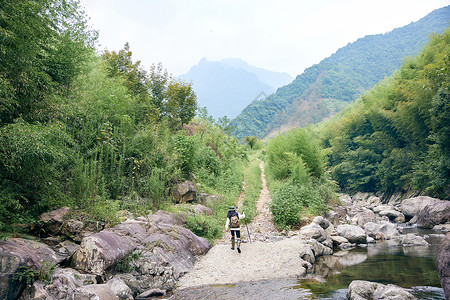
[231,230,240,239]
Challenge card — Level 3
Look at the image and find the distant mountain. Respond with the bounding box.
[178,58,293,119]
[230,5,450,139]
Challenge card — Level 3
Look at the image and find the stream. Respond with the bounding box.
[167,226,445,299]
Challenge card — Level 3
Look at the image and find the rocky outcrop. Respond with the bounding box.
[437,232,450,299]
[0,238,67,300]
[19,268,97,300]
[347,280,417,300]
[416,200,450,229]
[173,181,196,203]
[5,210,211,299]
[401,196,442,219]
[73,211,211,278]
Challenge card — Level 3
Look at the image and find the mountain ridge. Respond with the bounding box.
[230,5,450,139]
[178,57,293,119]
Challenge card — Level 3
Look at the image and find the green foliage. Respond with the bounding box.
[270,181,328,229]
[186,214,221,244]
[266,128,324,180]
[240,156,262,222]
[230,6,450,139]
[265,127,337,229]
[0,2,248,233]
[0,0,96,124]
[0,120,75,224]
[115,250,143,273]
[14,261,55,285]
[322,29,450,198]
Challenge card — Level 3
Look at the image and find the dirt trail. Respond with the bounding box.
[215,161,277,245]
[176,162,308,289]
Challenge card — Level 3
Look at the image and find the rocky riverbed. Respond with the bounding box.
[0,162,449,299]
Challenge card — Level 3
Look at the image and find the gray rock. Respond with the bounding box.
[331,235,349,246]
[107,276,134,300]
[363,221,400,240]
[340,243,356,250]
[348,280,417,300]
[379,209,403,220]
[313,216,330,229]
[19,268,97,300]
[173,181,196,203]
[401,196,442,218]
[401,233,429,246]
[73,284,119,300]
[73,211,211,278]
[306,239,333,257]
[434,224,450,232]
[417,200,450,229]
[0,238,67,300]
[299,223,328,242]
[355,208,377,227]
[298,244,315,264]
[340,194,353,206]
[437,232,450,299]
[336,224,367,244]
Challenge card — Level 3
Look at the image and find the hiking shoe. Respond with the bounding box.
[237,247,241,253]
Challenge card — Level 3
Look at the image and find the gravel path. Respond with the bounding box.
[177,162,307,289]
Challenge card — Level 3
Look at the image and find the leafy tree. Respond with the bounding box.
[244,136,258,149]
[166,80,197,129]
[0,0,95,124]
[101,43,149,102]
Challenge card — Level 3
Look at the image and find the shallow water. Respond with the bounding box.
[167,227,446,300]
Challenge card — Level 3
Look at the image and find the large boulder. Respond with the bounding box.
[299,223,328,243]
[437,232,450,299]
[0,238,66,300]
[39,206,71,236]
[347,280,417,300]
[363,221,400,240]
[336,224,367,244]
[416,200,450,229]
[73,210,211,280]
[401,196,442,218]
[355,208,377,227]
[173,181,196,203]
[401,233,428,246]
[72,224,141,275]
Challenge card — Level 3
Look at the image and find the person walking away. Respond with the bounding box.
[225,206,245,253]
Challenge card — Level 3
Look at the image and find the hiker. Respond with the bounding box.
[225,206,245,253]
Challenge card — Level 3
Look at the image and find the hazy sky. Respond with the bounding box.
[80,0,449,77]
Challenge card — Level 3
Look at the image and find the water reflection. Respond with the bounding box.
[170,228,446,300]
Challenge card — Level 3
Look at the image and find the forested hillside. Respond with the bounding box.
[178,58,292,119]
[0,1,246,234]
[320,28,450,199]
[230,5,450,139]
